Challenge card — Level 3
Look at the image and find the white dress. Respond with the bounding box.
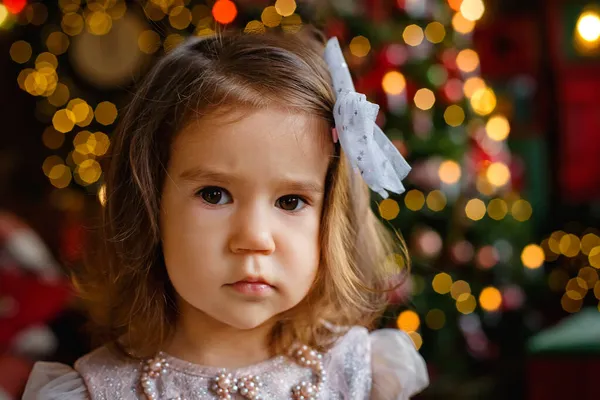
[22,327,429,399]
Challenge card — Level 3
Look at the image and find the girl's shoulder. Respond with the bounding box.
[327,326,429,399]
[22,347,140,400]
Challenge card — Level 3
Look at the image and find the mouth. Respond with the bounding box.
[226,277,275,296]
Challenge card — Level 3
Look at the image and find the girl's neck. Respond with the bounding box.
[164,307,276,370]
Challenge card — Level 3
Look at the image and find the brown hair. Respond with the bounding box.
[78,27,408,359]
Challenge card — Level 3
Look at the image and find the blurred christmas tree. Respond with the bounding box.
[6,0,546,398]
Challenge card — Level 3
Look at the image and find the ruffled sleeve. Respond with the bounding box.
[370,329,429,400]
[22,362,88,400]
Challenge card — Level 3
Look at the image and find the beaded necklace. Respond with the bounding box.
[139,345,326,400]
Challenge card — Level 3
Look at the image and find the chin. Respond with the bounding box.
[221,314,276,331]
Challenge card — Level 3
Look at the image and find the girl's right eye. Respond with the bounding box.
[196,186,232,205]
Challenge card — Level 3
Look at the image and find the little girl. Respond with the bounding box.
[23,27,428,399]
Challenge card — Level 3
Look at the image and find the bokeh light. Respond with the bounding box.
[479,287,502,312]
[95,101,118,125]
[407,331,423,350]
[244,20,266,34]
[432,273,453,294]
[590,246,600,268]
[212,0,237,25]
[559,234,580,258]
[397,310,421,332]
[405,189,425,211]
[349,36,371,57]
[487,198,508,220]
[444,104,465,126]
[426,190,447,212]
[414,88,436,110]
[465,198,486,221]
[379,198,400,220]
[46,31,70,55]
[456,293,477,314]
[403,24,424,47]
[456,49,479,73]
[522,244,544,269]
[261,5,281,27]
[452,11,476,34]
[439,160,461,184]
[425,21,445,43]
[382,71,406,95]
[576,11,600,42]
[460,0,485,21]
[486,162,511,187]
[511,199,533,222]
[486,115,510,141]
[10,40,32,64]
[275,0,296,17]
[451,280,471,300]
[471,87,497,115]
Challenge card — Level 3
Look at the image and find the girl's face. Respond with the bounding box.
[160,107,332,331]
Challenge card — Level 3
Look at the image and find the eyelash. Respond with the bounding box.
[194,186,310,212]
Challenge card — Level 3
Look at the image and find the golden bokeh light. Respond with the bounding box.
[46,31,70,55]
[67,98,92,126]
[169,6,192,30]
[62,12,84,36]
[432,272,453,294]
[471,87,497,115]
[407,331,423,350]
[460,0,485,21]
[25,2,48,26]
[95,101,118,125]
[452,11,476,34]
[138,30,161,54]
[578,266,599,289]
[280,14,303,33]
[463,76,486,98]
[456,49,480,73]
[59,0,81,14]
[349,36,371,57]
[425,309,446,330]
[511,199,533,222]
[444,104,465,127]
[397,310,421,332]
[426,190,447,212]
[52,109,76,133]
[590,246,600,268]
[450,280,471,300]
[486,115,510,141]
[559,234,580,258]
[486,162,510,187]
[382,71,407,95]
[76,159,102,185]
[548,268,569,292]
[0,5,8,27]
[465,198,486,221]
[438,160,461,184]
[425,22,446,44]
[10,41,33,64]
[244,20,266,34]
[86,11,112,35]
[479,286,502,312]
[261,6,282,27]
[561,292,582,313]
[522,244,544,269]
[48,83,70,107]
[582,234,600,255]
[275,0,296,17]
[49,165,72,189]
[43,155,64,177]
[565,277,587,300]
[379,198,400,220]
[414,88,436,110]
[405,189,425,211]
[42,127,65,150]
[456,293,477,314]
[487,198,508,220]
[403,24,424,47]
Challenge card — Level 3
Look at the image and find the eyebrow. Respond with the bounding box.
[178,168,325,194]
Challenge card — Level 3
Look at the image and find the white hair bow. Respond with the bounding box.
[324,37,411,198]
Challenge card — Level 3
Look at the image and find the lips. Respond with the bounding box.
[227,277,274,296]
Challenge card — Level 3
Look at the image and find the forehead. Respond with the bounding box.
[170,107,333,182]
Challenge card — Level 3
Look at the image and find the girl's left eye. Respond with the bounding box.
[276,195,307,212]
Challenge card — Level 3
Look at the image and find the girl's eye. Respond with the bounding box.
[197,186,231,205]
[276,195,307,212]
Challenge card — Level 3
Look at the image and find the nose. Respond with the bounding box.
[228,202,275,255]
